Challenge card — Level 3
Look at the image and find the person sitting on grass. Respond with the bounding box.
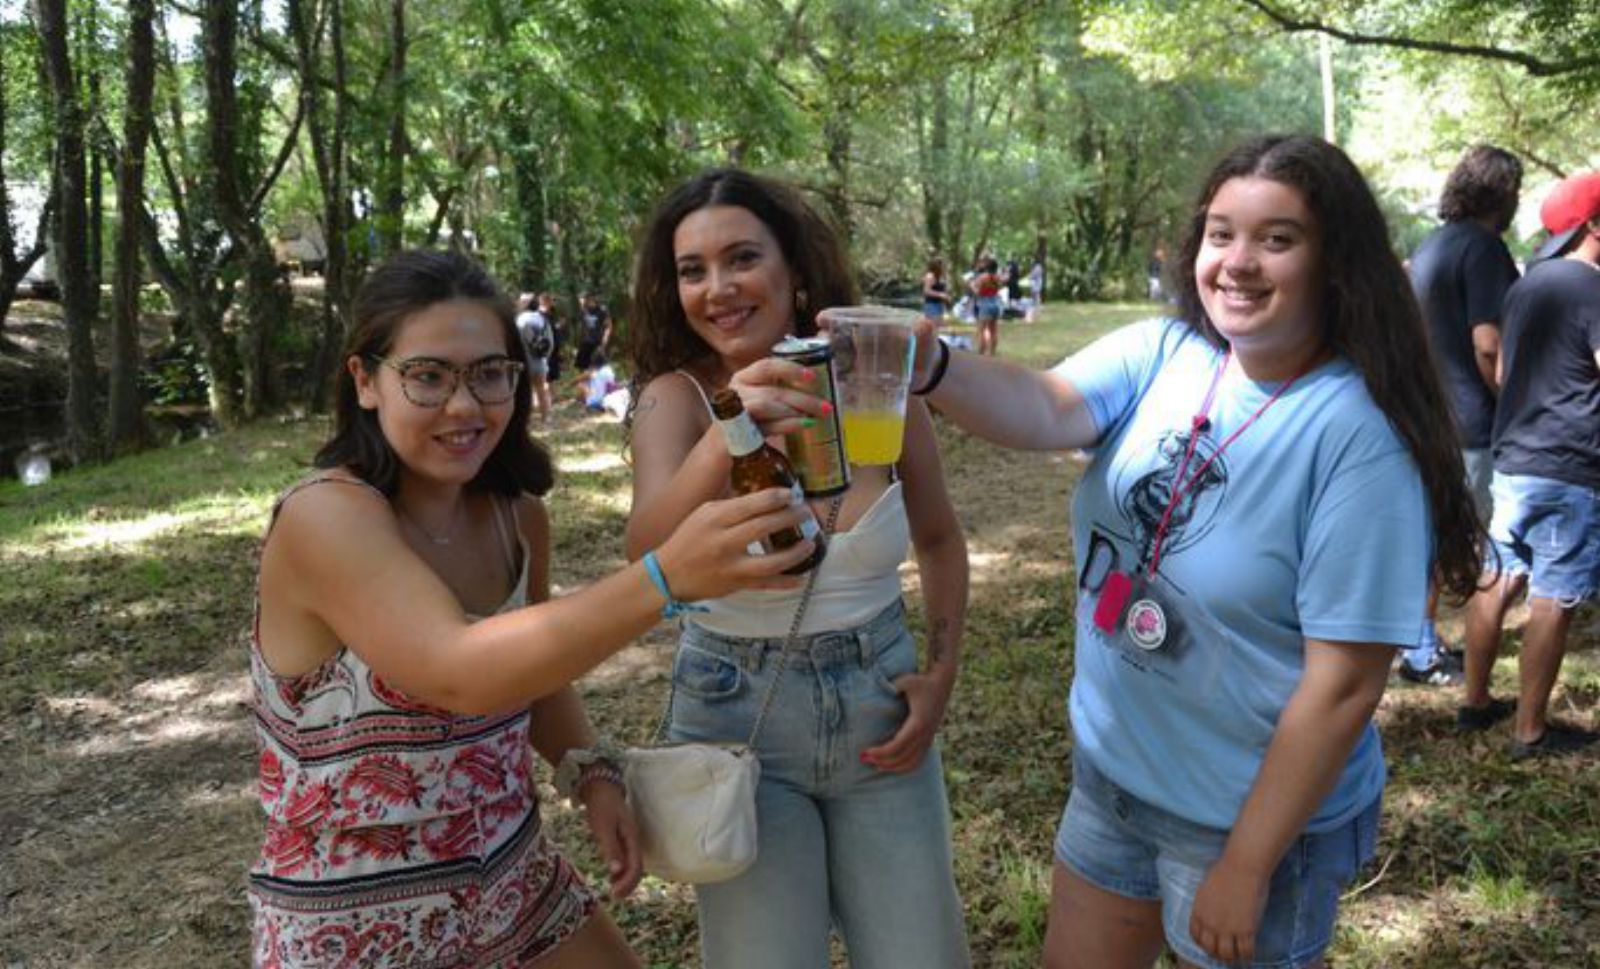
[247,248,816,969]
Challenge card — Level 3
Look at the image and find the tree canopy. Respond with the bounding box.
[1,0,1595,459]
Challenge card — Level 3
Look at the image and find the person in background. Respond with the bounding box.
[1146,245,1167,302]
[908,135,1481,969]
[576,291,614,373]
[624,168,972,969]
[1406,144,1523,688]
[542,292,568,384]
[1006,256,1023,305]
[515,292,555,424]
[922,257,953,326]
[1461,171,1600,758]
[970,256,1003,356]
[1029,259,1046,319]
[247,248,815,969]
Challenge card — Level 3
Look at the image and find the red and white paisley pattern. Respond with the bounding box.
[247,478,597,967]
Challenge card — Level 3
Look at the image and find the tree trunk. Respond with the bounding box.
[204,0,290,420]
[506,114,548,291]
[34,0,100,462]
[292,0,354,413]
[84,1,103,293]
[107,0,157,453]
[377,0,406,256]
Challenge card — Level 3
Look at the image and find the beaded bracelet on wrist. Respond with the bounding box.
[572,762,626,802]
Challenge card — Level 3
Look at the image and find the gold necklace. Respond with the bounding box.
[400,499,465,546]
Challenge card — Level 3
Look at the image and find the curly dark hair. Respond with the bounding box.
[624,168,858,426]
[1437,144,1522,231]
[314,248,554,498]
[1173,135,1485,602]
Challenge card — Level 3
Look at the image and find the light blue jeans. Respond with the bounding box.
[669,601,971,969]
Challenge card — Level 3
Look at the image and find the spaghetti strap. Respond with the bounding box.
[489,495,520,580]
[674,368,717,418]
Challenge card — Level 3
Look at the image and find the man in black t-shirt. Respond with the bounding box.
[1461,171,1600,760]
[574,292,612,373]
[1405,145,1523,684]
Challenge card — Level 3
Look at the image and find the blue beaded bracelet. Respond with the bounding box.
[641,550,709,619]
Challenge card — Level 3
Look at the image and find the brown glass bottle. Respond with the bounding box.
[711,388,826,575]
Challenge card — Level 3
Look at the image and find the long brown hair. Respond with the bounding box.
[314,249,554,498]
[625,168,858,427]
[1173,135,1484,601]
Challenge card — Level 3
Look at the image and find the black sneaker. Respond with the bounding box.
[1456,697,1516,732]
[1398,657,1464,687]
[1509,724,1600,761]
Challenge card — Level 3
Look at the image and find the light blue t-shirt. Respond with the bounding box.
[1053,318,1429,832]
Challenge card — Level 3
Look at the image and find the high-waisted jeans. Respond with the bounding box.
[669,600,971,969]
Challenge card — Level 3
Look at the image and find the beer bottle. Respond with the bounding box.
[711,388,826,575]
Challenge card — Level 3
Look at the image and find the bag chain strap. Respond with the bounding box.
[653,495,844,748]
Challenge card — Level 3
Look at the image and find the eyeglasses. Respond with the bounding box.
[368,355,525,408]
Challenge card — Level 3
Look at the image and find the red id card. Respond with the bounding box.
[1092,569,1133,634]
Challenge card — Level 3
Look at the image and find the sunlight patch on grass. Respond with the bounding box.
[558,449,628,474]
[69,711,237,756]
[180,780,257,810]
[57,512,188,551]
[4,496,272,559]
[43,671,251,758]
[129,672,249,706]
[1456,862,1541,918]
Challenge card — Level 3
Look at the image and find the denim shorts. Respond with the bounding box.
[669,600,970,968]
[1055,750,1379,969]
[975,296,1001,321]
[1485,472,1600,604]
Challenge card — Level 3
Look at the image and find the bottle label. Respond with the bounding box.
[745,484,819,557]
[718,413,764,457]
[792,483,820,539]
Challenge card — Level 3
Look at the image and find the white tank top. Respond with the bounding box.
[673,370,909,637]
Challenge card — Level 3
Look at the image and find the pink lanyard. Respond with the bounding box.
[1145,352,1311,576]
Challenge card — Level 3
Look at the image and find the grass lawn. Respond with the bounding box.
[0,301,1595,967]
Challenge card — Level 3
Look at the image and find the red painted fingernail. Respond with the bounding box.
[821,402,834,414]
[859,752,871,765]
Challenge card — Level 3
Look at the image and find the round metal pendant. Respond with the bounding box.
[1125,598,1168,651]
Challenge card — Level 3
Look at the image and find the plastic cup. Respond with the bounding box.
[828,306,918,465]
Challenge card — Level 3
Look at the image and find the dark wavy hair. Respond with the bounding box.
[1173,135,1484,601]
[625,168,858,426]
[314,248,554,498]
[1437,144,1522,231]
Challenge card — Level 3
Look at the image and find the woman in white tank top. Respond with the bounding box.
[622,170,973,969]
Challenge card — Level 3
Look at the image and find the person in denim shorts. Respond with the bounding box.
[1461,170,1600,759]
[906,136,1486,968]
[970,257,1003,356]
[623,169,971,969]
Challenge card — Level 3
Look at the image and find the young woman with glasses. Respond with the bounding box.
[247,249,816,968]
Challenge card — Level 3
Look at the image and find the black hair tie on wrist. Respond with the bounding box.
[912,338,952,396]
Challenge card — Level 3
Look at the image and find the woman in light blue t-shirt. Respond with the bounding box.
[904,135,1484,969]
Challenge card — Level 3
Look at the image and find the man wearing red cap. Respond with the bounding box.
[1461,171,1600,759]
